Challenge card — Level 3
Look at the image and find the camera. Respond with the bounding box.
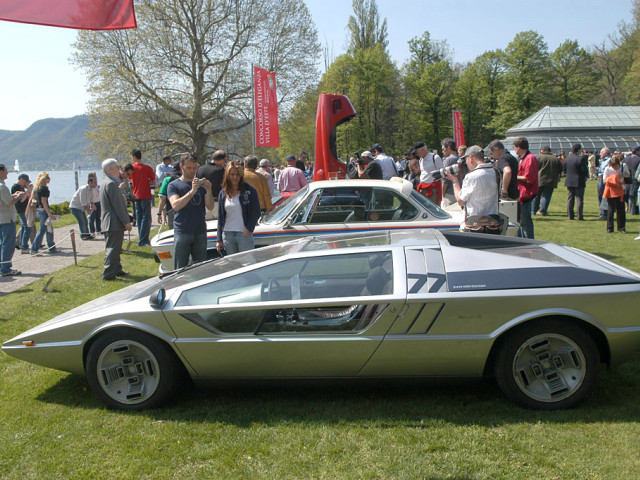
[432,163,461,180]
[195,178,204,186]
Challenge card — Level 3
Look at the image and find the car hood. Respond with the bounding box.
[3,276,163,344]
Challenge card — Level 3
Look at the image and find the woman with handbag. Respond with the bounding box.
[30,172,57,254]
[603,153,626,234]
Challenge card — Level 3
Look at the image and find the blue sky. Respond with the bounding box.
[0,0,635,131]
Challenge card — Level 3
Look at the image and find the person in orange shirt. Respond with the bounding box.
[603,153,626,234]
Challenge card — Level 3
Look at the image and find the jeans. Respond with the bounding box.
[135,198,152,245]
[0,221,17,274]
[597,177,607,216]
[519,199,535,239]
[531,186,554,215]
[71,207,91,238]
[89,201,101,233]
[16,211,31,250]
[31,209,55,253]
[222,230,254,254]
[173,231,208,270]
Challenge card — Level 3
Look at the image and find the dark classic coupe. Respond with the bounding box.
[4,230,640,410]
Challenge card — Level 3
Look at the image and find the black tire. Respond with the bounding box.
[494,320,599,410]
[86,329,184,410]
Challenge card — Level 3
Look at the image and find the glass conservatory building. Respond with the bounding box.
[502,105,640,154]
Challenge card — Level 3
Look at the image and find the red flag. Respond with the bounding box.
[253,66,280,148]
[453,110,466,147]
[0,0,136,30]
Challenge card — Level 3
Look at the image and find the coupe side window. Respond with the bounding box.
[368,188,419,221]
[306,187,369,224]
[176,251,393,334]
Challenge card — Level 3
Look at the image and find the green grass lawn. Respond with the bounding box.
[1,184,640,480]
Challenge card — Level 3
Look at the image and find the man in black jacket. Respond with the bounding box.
[623,145,640,215]
[564,143,589,220]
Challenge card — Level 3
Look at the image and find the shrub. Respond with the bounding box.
[50,202,70,215]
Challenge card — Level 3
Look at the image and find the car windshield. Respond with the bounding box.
[157,240,308,290]
[410,190,450,219]
[261,186,309,224]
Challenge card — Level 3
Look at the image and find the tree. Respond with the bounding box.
[319,46,399,156]
[490,31,551,135]
[550,40,600,105]
[346,0,388,53]
[73,0,320,163]
[592,20,637,104]
[453,50,505,146]
[401,32,456,149]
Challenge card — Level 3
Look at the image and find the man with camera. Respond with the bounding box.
[445,145,500,233]
[415,142,444,205]
[356,151,383,179]
[168,152,215,270]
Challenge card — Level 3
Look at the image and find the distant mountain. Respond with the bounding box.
[0,116,99,170]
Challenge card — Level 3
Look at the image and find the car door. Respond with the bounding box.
[286,186,372,237]
[162,250,404,378]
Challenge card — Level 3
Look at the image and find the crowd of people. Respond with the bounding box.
[345,138,640,239]
[2,139,639,279]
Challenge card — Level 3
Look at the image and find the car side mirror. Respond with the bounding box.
[149,288,166,308]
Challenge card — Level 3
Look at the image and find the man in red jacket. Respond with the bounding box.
[513,137,539,239]
[129,149,155,246]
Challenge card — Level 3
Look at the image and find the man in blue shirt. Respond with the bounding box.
[168,153,215,270]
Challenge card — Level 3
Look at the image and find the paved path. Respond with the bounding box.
[0,207,163,296]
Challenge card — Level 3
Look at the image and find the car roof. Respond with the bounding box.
[308,178,414,197]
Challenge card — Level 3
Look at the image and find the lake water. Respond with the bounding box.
[5,169,101,205]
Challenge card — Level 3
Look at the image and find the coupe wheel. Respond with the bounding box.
[494,320,599,410]
[86,329,183,410]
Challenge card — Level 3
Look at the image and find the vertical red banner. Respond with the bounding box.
[253,66,280,148]
[453,110,466,147]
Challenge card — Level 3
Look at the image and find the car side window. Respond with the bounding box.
[307,187,369,224]
[368,188,419,221]
[176,252,393,334]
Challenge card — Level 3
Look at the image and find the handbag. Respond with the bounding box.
[463,213,505,235]
[25,192,37,227]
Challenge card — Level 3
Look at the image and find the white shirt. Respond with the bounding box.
[419,153,444,183]
[224,193,246,232]
[458,163,499,218]
[69,184,92,210]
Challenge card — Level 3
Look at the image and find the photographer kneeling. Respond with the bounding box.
[445,145,502,234]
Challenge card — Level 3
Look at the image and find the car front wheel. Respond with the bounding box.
[494,320,599,410]
[86,329,184,410]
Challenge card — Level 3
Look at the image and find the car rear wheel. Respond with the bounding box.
[86,329,184,410]
[494,320,599,410]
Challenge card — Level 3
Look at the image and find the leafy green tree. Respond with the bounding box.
[550,40,601,105]
[319,46,399,156]
[73,0,320,163]
[347,0,388,53]
[277,85,319,163]
[491,31,551,135]
[620,0,640,102]
[453,50,504,146]
[401,32,456,150]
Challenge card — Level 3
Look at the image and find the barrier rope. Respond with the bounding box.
[0,229,86,266]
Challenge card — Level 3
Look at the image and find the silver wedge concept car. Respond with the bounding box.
[4,230,640,410]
